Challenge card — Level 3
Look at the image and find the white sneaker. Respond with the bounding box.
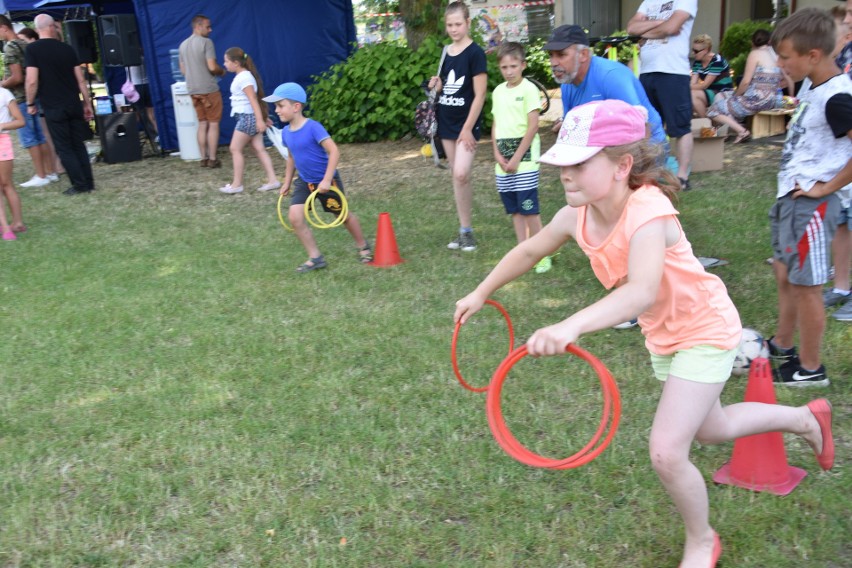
[46,173,60,182]
[20,175,50,187]
[219,184,243,194]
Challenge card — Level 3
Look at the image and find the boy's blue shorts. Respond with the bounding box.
[496,170,540,215]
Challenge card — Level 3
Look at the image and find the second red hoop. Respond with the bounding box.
[451,299,515,393]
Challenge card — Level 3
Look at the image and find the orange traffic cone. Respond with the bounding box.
[369,212,404,267]
[712,357,807,495]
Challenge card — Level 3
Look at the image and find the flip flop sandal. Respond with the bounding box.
[296,256,327,273]
[733,130,751,144]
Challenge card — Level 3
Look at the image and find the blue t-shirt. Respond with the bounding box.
[282,119,333,184]
[561,56,667,145]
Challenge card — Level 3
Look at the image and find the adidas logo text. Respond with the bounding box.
[439,95,466,106]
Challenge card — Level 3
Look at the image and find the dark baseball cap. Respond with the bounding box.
[542,25,590,51]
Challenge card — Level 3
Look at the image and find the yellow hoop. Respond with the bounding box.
[277,192,294,232]
[304,183,349,229]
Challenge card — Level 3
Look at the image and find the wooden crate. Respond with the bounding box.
[749,109,794,139]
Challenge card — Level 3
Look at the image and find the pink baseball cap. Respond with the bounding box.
[540,100,649,166]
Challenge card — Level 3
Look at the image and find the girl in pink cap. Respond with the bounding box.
[454,99,834,568]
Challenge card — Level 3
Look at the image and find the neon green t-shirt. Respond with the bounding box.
[491,78,541,175]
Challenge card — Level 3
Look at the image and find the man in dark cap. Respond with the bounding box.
[543,25,666,147]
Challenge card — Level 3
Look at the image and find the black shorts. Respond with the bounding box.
[640,72,692,138]
[291,172,346,214]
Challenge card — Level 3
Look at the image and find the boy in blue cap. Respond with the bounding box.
[263,82,372,273]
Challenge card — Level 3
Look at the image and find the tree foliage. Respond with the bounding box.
[357,0,445,51]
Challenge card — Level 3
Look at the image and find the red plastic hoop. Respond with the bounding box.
[486,344,621,469]
[451,299,515,392]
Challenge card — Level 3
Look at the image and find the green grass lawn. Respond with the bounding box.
[1,133,849,567]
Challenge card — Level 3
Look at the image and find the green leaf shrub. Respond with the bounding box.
[719,20,773,78]
[307,37,446,143]
[524,38,557,88]
[307,36,555,144]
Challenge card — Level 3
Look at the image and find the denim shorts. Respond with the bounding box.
[234,112,258,136]
[649,344,738,384]
[640,72,692,138]
[16,101,47,148]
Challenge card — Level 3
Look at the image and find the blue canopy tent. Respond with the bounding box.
[4,0,357,151]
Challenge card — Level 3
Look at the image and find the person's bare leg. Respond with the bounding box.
[289,203,321,260]
[832,225,851,292]
[772,261,798,349]
[228,130,251,187]
[793,284,826,370]
[26,145,47,179]
[207,121,220,163]
[197,121,209,160]
[451,141,476,228]
[676,133,693,181]
[250,133,278,184]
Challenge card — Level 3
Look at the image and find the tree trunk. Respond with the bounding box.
[400,0,445,50]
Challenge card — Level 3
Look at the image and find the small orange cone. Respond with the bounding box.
[369,212,404,267]
[713,357,807,495]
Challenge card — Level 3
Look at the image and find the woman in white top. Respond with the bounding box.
[219,47,279,194]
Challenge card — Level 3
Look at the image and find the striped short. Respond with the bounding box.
[770,192,840,286]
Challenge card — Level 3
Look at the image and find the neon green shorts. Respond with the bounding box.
[649,344,738,384]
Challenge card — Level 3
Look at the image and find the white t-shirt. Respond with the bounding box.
[229,70,257,116]
[777,74,852,201]
[0,87,14,125]
[636,0,697,75]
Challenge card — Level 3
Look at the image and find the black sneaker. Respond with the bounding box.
[774,359,830,387]
[767,336,797,364]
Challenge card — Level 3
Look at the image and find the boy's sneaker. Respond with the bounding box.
[774,359,829,387]
[448,232,476,251]
[823,289,850,307]
[766,336,797,364]
[832,301,852,322]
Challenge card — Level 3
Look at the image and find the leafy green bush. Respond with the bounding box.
[307,38,436,143]
[524,38,557,88]
[307,36,554,144]
[719,20,773,78]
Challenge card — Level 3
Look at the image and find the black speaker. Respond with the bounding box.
[96,112,141,164]
[64,20,97,64]
[98,14,142,67]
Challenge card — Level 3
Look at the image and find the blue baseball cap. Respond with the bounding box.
[263,82,307,104]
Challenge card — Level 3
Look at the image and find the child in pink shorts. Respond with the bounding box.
[0,85,25,240]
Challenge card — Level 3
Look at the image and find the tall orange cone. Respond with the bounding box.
[369,212,404,267]
[713,357,807,495]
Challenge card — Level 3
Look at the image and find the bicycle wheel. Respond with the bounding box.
[526,77,551,115]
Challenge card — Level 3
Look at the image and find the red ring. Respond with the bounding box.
[451,299,515,392]
[486,344,621,469]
